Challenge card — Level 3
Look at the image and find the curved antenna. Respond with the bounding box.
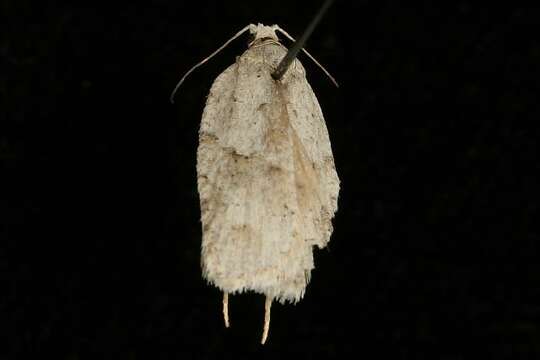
[271,0,338,87]
[275,27,339,88]
[170,25,251,103]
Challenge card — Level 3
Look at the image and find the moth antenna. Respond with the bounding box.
[272,0,338,87]
[170,25,252,103]
[223,292,230,328]
[261,296,272,345]
[276,27,339,88]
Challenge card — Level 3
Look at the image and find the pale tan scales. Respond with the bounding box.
[176,23,339,344]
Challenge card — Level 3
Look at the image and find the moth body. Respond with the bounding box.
[177,23,339,343]
[197,24,339,304]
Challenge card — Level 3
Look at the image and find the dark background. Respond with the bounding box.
[2,0,539,358]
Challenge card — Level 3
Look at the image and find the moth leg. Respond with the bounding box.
[223,292,230,328]
[261,296,273,344]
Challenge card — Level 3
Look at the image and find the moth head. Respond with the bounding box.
[248,24,280,46]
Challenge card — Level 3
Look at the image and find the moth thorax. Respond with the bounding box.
[249,37,281,48]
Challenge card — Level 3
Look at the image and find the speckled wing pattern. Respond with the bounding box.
[196,42,339,304]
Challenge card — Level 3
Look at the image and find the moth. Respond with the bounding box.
[172,23,339,344]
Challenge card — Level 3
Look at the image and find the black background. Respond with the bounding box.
[2,0,539,358]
